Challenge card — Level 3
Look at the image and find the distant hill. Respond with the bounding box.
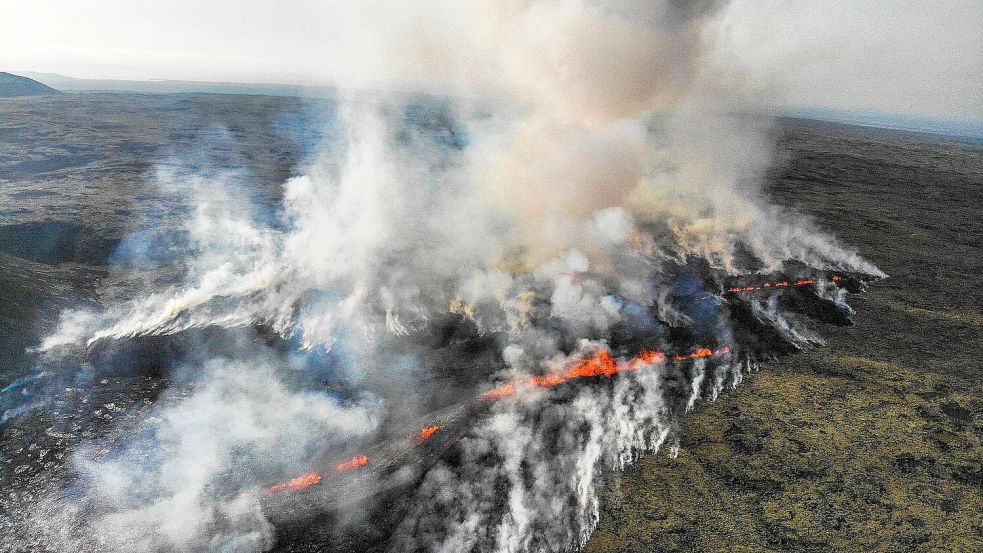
[787,107,982,141]
[0,72,60,97]
[17,72,444,105]
[19,71,333,99]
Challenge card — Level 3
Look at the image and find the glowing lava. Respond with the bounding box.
[727,275,841,293]
[478,382,517,400]
[631,349,669,367]
[262,456,369,495]
[415,425,441,443]
[335,454,369,472]
[479,346,726,400]
[264,346,729,494]
[262,470,321,494]
[674,347,712,361]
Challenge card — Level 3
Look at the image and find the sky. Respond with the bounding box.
[1,0,980,121]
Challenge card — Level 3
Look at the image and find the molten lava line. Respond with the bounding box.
[478,346,727,400]
[262,345,730,494]
[478,382,517,400]
[415,425,441,443]
[335,454,369,472]
[263,454,371,493]
[262,470,321,494]
[726,275,841,294]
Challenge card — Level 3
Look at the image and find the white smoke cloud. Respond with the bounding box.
[27,355,378,552]
[39,0,882,353]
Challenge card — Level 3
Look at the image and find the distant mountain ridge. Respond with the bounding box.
[10,71,980,140]
[19,71,334,99]
[0,72,60,97]
[788,107,983,141]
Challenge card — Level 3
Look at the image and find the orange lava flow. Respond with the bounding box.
[479,346,726,400]
[265,346,729,494]
[335,454,369,472]
[727,275,841,293]
[633,349,669,366]
[478,382,516,399]
[262,470,321,494]
[262,455,369,494]
[415,425,441,443]
[568,349,617,378]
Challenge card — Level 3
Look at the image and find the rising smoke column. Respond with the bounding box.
[28,1,885,552]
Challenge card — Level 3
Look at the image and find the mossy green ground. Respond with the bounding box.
[586,122,983,552]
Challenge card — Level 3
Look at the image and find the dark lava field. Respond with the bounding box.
[1,93,981,552]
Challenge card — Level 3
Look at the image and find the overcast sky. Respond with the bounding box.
[1,0,980,120]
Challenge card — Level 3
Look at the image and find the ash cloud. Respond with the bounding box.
[22,1,885,552]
